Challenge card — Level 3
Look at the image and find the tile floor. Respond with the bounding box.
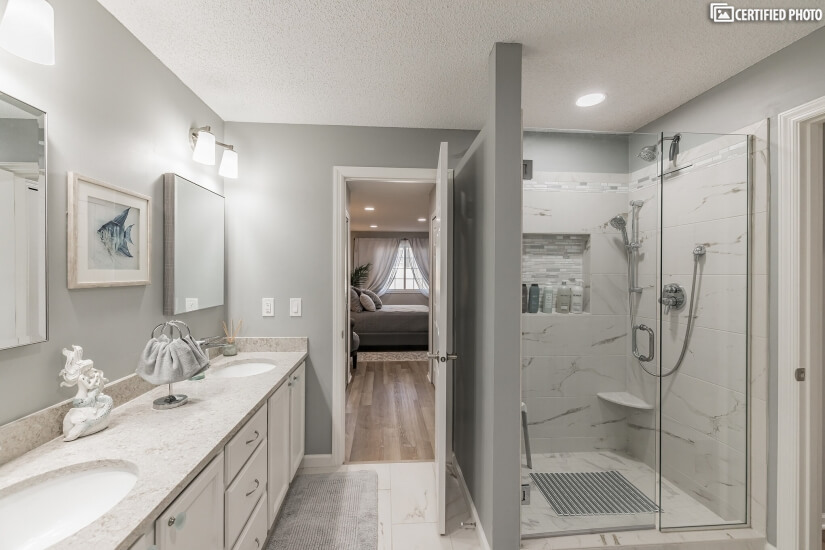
[522,451,739,538]
[298,461,484,550]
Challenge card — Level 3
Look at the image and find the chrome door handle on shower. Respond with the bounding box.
[633,324,655,362]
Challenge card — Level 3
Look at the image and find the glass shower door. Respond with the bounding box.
[657,131,750,529]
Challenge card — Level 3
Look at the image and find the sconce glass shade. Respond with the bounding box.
[219,148,238,179]
[192,129,215,165]
[0,0,55,65]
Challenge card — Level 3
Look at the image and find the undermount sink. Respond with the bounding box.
[0,463,137,550]
[210,362,277,379]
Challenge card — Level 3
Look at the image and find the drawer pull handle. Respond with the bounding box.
[246,478,260,497]
[168,512,186,529]
[255,537,260,548]
[246,430,260,445]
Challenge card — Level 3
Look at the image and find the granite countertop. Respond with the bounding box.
[0,350,307,550]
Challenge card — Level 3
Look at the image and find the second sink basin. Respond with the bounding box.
[0,462,137,550]
[210,362,277,379]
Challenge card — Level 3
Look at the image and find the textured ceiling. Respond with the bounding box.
[97,0,823,131]
[348,180,434,232]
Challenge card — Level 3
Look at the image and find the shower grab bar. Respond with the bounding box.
[632,324,655,363]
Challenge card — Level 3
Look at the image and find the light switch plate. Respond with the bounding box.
[262,298,274,317]
[289,298,302,317]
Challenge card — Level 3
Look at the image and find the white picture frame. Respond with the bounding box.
[67,172,151,288]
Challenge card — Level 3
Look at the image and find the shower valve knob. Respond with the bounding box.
[660,284,686,312]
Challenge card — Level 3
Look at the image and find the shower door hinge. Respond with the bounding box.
[795,367,806,382]
[521,483,530,505]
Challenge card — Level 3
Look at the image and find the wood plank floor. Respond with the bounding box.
[345,361,435,463]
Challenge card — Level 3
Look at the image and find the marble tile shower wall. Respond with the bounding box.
[626,135,752,523]
[522,173,631,454]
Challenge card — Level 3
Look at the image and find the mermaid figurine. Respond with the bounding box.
[59,346,114,442]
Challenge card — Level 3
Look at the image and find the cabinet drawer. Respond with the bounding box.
[225,405,267,485]
[231,491,268,550]
[225,439,267,548]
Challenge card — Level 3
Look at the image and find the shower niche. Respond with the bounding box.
[522,233,590,314]
[520,129,751,540]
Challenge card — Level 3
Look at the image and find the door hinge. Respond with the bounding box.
[795,367,806,382]
[521,483,530,505]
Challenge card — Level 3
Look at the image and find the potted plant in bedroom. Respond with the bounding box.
[351,263,372,287]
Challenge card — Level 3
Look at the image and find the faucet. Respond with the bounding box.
[195,335,225,352]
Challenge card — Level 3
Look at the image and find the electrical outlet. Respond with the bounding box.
[262,298,274,317]
[290,298,302,317]
[185,298,199,312]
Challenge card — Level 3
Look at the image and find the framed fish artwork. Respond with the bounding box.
[67,172,151,288]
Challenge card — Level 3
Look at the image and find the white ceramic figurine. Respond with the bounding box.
[59,345,113,442]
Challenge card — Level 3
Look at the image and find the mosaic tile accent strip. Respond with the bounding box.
[524,171,629,193]
[523,233,587,286]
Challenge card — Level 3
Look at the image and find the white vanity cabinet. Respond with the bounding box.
[134,361,306,550]
[288,362,306,480]
[155,453,225,550]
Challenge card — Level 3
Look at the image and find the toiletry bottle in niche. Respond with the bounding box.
[556,281,571,314]
[528,284,540,313]
[571,279,584,314]
[542,285,555,313]
[522,284,528,313]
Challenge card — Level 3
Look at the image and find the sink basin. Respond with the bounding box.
[210,362,277,379]
[0,463,137,550]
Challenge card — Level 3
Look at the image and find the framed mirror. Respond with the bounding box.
[0,91,47,350]
[163,174,225,315]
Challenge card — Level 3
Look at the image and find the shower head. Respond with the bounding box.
[609,215,630,249]
[637,145,657,163]
[609,215,626,230]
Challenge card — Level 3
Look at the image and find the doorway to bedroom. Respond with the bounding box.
[345,178,436,463]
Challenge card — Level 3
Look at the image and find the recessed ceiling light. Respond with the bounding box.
[370,225,378,228]
[576,93,606,107]
[364,207,375,211]
[418,218,426,222]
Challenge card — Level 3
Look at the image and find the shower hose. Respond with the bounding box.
[627,249,702,378]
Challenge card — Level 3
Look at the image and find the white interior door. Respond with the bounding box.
[429,141,454,535]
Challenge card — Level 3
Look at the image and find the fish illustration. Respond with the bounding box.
[97,207,134,258]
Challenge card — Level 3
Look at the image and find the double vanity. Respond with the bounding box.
[0,347,307,550]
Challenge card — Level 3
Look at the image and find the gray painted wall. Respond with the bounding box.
[524,130,630,174]
[634,26,825,545]
[222,123,477,455]
[0,0,227,426]
[454,42,523,549]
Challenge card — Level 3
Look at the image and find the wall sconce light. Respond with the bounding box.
[0,0,56,65]
[190,126,239,179]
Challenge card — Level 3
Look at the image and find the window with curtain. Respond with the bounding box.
[388,241,425,292]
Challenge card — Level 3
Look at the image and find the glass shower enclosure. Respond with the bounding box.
[520,130,749,538]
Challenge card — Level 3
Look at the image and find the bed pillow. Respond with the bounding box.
[359,293,377,312]
[350,287,364,312]
[352,286,363,296]
[361,289,383,309]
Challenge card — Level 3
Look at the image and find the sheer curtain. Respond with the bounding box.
[409,237,430,297]
[354,237,401,296]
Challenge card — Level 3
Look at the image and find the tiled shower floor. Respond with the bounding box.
[521,451,739,538]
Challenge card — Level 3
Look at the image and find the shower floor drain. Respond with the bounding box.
[530,471,659,516]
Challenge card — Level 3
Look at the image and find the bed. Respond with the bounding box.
[350,304,429,348]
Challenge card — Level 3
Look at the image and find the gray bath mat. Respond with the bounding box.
[530,471,659,516]
[268,470,378,550]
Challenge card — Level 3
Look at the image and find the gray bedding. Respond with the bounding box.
[350,305,429,334]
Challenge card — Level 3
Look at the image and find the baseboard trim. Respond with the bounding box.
[451,452,492,550]
[300,454,336,468]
